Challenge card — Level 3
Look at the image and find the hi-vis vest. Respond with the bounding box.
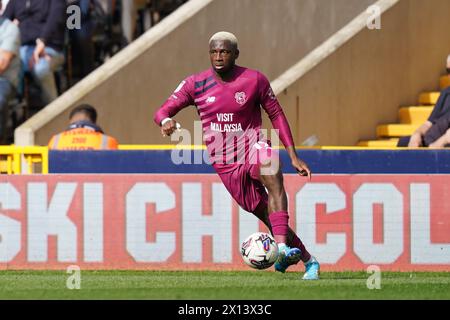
[48,127,119,150]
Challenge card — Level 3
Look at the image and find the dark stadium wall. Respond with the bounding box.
[274,0,450,146]
[30,0,375,145]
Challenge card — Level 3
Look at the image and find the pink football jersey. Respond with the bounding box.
[154,65,294,173]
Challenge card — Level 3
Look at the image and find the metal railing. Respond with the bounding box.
[0,146,48,174]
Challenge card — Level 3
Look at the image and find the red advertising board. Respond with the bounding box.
[0,174,449,271]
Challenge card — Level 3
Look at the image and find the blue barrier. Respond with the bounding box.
[49,149,450,174]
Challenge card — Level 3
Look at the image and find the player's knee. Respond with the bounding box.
[260,171,276,184]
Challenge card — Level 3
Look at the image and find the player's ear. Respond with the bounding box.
[235,49,239,59]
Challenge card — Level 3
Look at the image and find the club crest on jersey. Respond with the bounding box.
[234,92,247,105]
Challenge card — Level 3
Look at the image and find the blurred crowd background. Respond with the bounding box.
[0,0,188,144]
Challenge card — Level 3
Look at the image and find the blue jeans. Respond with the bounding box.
[0,78,13,140]
[20,45,65,105]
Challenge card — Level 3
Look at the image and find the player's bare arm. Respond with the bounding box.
[286,145,311,180]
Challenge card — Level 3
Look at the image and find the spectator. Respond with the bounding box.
[0,0,9,14]
[152,0,187,22]
[447,54,450,79]
[121,0,188,44]
[0,0,20,143]
[397,56,450,148]
[73,0,125,69]
[67,0,96,82]
[121,0,148,44]
[3,0,66,105]
[48,104,119,150]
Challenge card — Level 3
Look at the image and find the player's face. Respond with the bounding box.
[209,40,239,75]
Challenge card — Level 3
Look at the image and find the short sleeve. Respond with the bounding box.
[153,76,196,125]
[0,22,20,54]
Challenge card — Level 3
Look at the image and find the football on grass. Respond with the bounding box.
[240,232,279,269]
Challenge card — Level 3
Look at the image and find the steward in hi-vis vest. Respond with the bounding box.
[48,104,118,150]
[48,121,118,150]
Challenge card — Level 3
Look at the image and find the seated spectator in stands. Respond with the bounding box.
[67,0,96,82]
[0,0,9,14]
[397,58,450,148]
[48,104,119,150]
[447,54,450,79]
[3,0,66,105]
[121,0,148,44]
[152,0,188,22]
[96,0,113,13]
[121,0,188,44]
[0,0,20,143]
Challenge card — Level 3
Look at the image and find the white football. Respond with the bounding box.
[240,232,279,269]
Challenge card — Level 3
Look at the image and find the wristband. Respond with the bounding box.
[161,118,181,129]
[161,118,172,126]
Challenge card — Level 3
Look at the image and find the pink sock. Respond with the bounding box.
[289,234,311,263]
[268,211,289,244]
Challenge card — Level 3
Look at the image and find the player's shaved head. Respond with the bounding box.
[209,31,238,49]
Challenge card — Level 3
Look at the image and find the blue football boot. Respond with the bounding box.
[302,256,320,280]
[274,244,302,273]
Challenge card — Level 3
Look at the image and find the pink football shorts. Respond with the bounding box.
[216,141,279,213]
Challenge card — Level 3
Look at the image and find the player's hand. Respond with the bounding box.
[160,119,179,137]
[291,157,312,180]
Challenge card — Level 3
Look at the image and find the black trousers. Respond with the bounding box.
[397,115,450,147]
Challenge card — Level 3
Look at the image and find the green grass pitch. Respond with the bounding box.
[0,270,449,299]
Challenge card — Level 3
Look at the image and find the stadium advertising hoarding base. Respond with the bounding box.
[0,174,449,271]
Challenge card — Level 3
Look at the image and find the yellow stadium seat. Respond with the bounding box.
[398,106,433,124]
[357,74,444,147]
[376,124,419,138]
[357,139,399,147]
[0,160,8,173]
[440,75,450,90]
[419,92,440,105]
